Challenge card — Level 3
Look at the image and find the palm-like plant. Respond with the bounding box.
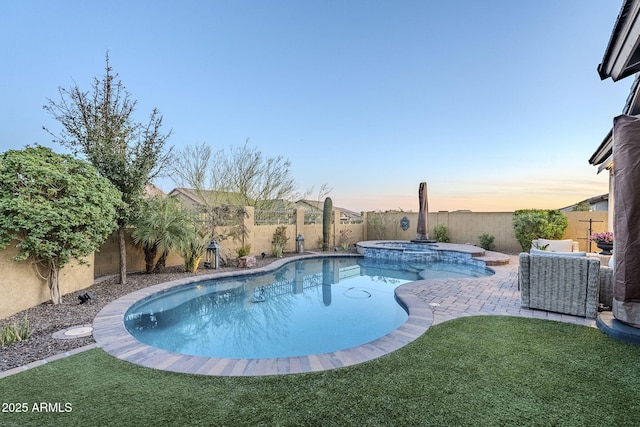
[179,223,211,272]
[131,196,192,274]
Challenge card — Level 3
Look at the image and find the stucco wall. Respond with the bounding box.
[94,230,184,277]
[1,208,609,319]
[241,207,363,256]
[0,241,95,319]
[363,210,609,254]
[564,211,609,252]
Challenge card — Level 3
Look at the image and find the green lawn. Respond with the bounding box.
[2,316,640,426]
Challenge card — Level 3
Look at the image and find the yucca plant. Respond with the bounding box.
[338,228,353,251]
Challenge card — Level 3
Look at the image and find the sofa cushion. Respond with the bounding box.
[536,238,574,252]
[530,248,586,257]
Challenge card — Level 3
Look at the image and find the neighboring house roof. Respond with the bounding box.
[296,199,362,222]
[559,194,609,212]
[296,200,326,213]
[168,188,246,206]
[338,208,363,222]
[294,200,323,224]
[167,191,361,220]
[598,0,640,81]
[144,183,166,198]
[265,199,298,210]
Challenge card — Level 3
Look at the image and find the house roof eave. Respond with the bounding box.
[589,129,613,166]
[597,155,614,174]
[598,0,640,81]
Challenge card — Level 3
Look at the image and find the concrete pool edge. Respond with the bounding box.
[93,252,437,376]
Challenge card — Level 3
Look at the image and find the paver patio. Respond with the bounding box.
[1,253,599,379]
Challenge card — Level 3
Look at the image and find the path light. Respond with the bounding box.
[78,291,93,304]
[204,240,219,269]
[296,234,305,253]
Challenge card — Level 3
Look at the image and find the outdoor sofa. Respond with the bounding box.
[531,238,580,253]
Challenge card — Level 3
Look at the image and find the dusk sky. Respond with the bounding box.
[0,1,631,212]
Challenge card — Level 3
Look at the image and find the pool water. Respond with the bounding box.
[125,257,492,359]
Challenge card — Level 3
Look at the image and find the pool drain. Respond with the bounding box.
[343,287,372,299]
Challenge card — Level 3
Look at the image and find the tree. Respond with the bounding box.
[512,209,569,251]
[43,53,172,284]
[0,146,121,304]
[171,142,331,258]
[572,201,591,212]
[130,196,192,274]
[172,140,302,209]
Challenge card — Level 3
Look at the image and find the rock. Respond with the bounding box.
[237,256,256,268]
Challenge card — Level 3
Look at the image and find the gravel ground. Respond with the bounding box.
[0,254,298,372]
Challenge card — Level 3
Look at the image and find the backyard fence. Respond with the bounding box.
[253,208,297,226]
[0,208,609,319]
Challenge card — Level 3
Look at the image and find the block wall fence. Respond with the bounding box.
[361,210,608,254]
[1,208,608,319]
[0,242,94,319]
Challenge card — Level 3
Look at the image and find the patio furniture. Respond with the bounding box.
[530,248,586,257]
[519,252,600,318]
[599,265,614,308]
[531,238,580,253]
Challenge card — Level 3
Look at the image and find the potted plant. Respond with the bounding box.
[590,231,614,255]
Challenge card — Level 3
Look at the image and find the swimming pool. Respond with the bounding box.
[93,251,497,375]
[123,256,493,359]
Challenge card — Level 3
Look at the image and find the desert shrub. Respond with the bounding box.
[237,244,251,258]
[478,233,495,251]
[272,226,289,257]
[338,228,353,251]
[512,209,568,251]
[433,224,450,242]
[367,213,387,240]
[1,316,32,346]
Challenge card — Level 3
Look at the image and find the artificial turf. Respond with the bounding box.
[2,315,640,426]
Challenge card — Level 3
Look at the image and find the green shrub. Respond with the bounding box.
[237,244,251,258]
[512,209,568,251]
[433,224,450,242]
[272,226,289,257]
[478,233,495,251]
[1,315,32,346]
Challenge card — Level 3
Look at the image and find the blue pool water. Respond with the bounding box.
[125,256,492,359]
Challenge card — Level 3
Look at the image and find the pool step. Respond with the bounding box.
[475,250,510,266]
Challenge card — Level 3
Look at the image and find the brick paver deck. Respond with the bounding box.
[1,252,599,379]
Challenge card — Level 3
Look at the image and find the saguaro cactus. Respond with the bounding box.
[322,197,333,251]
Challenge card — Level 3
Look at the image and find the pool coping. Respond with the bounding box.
[93,253,435,377]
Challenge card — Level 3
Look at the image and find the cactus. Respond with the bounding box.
[322,197,333,251]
